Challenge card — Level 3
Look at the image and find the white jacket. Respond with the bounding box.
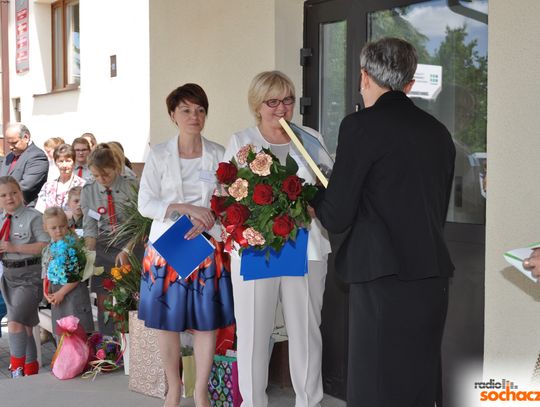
[138,135,224,243]
[223,126,331,261]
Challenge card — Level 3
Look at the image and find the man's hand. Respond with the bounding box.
[523,248,540,278]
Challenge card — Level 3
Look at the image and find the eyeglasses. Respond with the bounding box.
[263,96,295,108]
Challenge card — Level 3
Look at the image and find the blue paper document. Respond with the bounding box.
[152,216,215,280]
[240,229,309,281]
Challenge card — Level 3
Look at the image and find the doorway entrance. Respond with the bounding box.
[303,1,488,404]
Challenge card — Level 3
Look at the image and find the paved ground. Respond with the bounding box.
[0,319,346,406]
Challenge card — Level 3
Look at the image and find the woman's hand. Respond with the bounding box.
[184,219,207,240]
[523,248,540,278]
[166,203,215,229]
[185,205,215,229]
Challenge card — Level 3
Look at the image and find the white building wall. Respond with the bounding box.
[484,0,540,379]
[5,0,303,161]
[8,0,151,162]
[148,0,304,149]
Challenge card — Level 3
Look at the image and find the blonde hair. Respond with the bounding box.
[248,71,295,124]
[0,176,21,191]
[107,142,130,170]
[88,143,123,174]
[67,186,82,201]
[43,207,68,224]
[81,133,97,149]
[44,137,65,150]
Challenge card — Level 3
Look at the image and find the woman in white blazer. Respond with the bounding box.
[138,84,234,407]
[223,71,331,407]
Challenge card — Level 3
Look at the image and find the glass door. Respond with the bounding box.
[304,1,488,404]
[304,0,351,399]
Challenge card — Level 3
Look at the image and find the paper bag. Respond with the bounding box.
[128,311,168,399]
[208,354,242,407]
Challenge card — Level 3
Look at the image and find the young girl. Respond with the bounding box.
[0,176,50,377]
[80,145,138,334]
[41,207,94,334]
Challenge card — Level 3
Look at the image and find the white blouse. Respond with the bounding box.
[179,157,202,206]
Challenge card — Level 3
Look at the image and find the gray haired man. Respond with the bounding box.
[0,123,48,206]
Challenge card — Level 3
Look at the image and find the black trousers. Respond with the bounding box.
[347,275,449,407]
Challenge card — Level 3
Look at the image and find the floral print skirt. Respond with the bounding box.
[138,240,235,332]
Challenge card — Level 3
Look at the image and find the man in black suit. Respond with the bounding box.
[311,38,456,407]
[1,123,48,206]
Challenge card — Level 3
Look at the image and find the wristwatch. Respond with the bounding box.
[170,210,181,221]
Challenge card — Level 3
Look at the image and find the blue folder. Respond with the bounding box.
[152,216,215,280]
[240,229,309,281]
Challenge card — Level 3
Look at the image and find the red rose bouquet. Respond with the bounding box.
[212,144,317,256]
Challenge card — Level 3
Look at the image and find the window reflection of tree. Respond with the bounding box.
[437,84,485,224]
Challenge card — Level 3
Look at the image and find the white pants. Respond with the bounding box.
[231,257,327,407]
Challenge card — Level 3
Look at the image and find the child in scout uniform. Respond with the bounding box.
[66,186,83,231]
[0,176,50,377]
[41,207,94,335]
[72,137,94,182]
[80,144,138,335]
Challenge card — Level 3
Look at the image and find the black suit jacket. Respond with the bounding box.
[0,142,48,206]
[312,91,455,283]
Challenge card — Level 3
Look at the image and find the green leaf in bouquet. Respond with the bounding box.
[246,150,257,162]
[237,167,253,179]
[270,238,284,253]
[289,226,298,242]
[107,184,151,250]
[290,200,304,218]
[285,154,299,175]
[302,184,318,201]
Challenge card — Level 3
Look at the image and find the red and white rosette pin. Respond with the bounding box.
[97,206,107,215]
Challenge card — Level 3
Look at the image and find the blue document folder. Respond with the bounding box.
[152,216,215,280]
[240,229,309,281]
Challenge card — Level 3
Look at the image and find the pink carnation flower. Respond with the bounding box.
[243,227,266,246]
[249,152,272,176]
[228,178,249,201]
[236,144,256,165]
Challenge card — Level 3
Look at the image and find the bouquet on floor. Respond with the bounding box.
[211,144,317,258]
[82,332,124,379]
[103,255,141,333]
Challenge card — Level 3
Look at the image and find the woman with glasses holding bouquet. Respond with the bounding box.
[222,71,331,407]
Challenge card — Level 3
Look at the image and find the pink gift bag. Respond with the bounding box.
[51,315,90,380]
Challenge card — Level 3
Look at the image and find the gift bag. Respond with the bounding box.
[51,315,90,380]
[128,311,168,399]
[215,324,235,355]
[208,354,242,407]
[181,352,196,398]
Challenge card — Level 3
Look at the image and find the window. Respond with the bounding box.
[52,0,80,90]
